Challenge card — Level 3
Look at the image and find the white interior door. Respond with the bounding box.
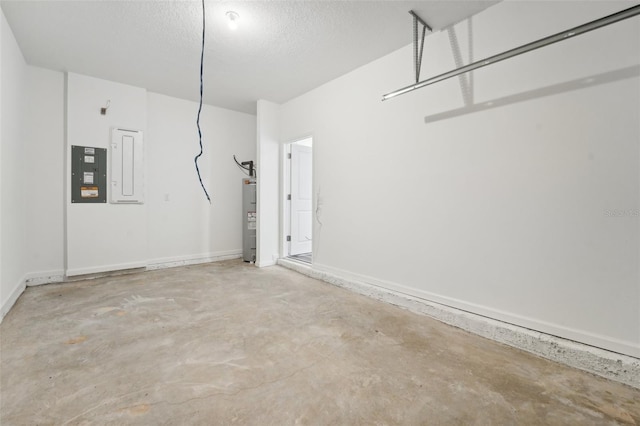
[290,143,312,255]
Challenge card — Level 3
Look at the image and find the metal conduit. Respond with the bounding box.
[382,4,640,101]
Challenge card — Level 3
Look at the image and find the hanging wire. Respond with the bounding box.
[194,0,211,203]
[233,155,256,177]
[233,155,251,176]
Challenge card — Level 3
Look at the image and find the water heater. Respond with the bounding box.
[242,178,257,262]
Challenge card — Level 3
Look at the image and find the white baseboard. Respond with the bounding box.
[25,270,65,287]
[316,263,639,358]
[66,261,147,277]
[146,250,242,271]
[277,259,640,389]
[0,275,26,323]
[2,252,243,320]
[65,251,242,276]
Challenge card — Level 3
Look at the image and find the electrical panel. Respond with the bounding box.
[71,146,107,203]
[111,128,144,204]
[242,178,257,262]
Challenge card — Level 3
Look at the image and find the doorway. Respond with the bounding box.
[286,138,312,263]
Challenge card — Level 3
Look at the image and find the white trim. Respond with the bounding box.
[278,259,640,389]
[146,250,242,271]
[25,270,65,287]
[281,133,315,260]
[0,275,26,323]
[66,260,147,277]
[281,142,291,258]
[256,259,277,268]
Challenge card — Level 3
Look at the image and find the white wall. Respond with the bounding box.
[0,11,257,317]
[146,92,256,266]
[25,67,65,282]
[1,9,28,317]
[66,73,148,275]
[1,9,4,313]
[0,65,255,285]
[256,100,280,267]
[277,1,640,357]
[65,78,256,274]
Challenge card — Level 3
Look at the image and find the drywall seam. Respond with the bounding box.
[0,275,26,323]
[278,258,640,389]
[146,250,242,271]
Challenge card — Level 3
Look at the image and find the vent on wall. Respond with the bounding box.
[111,128,144,204]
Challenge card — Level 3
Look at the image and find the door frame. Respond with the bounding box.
[280,135,314,260]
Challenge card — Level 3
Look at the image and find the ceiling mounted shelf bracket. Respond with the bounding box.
[409,10,432,83]
[383,4,640,101]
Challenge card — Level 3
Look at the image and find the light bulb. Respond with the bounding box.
[226,11,239,30]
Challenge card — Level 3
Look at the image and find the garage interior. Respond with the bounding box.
[1,0,639,423]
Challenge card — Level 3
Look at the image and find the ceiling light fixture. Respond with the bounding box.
[226,11,239,30]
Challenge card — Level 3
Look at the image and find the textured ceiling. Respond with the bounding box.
[1,0,499,114]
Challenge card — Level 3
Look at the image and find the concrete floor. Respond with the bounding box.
[1,260,638,425]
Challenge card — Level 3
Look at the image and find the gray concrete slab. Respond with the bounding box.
[1,260,638,425]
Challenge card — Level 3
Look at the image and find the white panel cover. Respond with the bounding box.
[111,128,144,203]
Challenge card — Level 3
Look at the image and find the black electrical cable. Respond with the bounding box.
[233,155,259,177]
[194,0,211,203]
[235,164,250,176]
[233,155,250,171]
